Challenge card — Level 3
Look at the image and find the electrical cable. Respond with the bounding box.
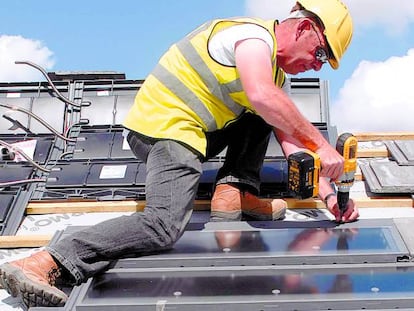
[15,61,82,108]
[0,103,76,143]
[0,139,51,173]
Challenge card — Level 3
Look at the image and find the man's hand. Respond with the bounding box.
[326,196,359,223]
[316,143,344,181]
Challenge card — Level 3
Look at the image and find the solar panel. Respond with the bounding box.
[46,219,414,311]
[78,265,414,310]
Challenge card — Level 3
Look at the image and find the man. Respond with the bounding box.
[0,0,358,308]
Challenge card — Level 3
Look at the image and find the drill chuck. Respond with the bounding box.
[337,190,350,216]
[335,133,358,220]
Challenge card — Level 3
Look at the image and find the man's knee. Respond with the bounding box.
[142,211,184,249]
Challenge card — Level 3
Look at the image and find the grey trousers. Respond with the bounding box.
[47,113,272,284]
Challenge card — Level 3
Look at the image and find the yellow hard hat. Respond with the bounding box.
[297,0,353,69]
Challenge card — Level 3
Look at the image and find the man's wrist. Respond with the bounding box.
[323,192,337,205]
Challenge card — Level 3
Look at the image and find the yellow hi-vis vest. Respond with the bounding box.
[123,18,286,156]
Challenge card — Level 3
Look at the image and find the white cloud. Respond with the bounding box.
[344,0,414,34]
[331,49,414,133]
[245,0,414,34]
[244,0,292,20]
[0,35,55,82]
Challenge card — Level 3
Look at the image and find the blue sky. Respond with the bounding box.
[0,0,413,133]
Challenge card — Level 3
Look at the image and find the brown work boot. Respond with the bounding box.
[210,184,287,221]
[242,191,287,221]
[0,250,67,308]
[210,184,243,221]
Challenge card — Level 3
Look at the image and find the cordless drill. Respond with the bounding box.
[335,133,358,220]
[287,133,358,219]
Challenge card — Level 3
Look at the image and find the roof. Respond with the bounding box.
[1,63,414,310]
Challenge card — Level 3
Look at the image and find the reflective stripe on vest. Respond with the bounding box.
[176,38,246,117]
[152,20,246,131]
[151,64,218,131]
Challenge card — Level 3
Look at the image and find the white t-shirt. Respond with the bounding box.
[208,24,274,66]
[208,23,288,92]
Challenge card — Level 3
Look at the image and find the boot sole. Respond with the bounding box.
[211,208,286,221]
[0,263,67,308]
[210,210,242,222]
[243,206,286,221]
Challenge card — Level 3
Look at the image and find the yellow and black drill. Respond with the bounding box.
[287,133,358,220]
[335,133,358,220]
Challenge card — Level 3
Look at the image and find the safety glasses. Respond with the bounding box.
[310,23,330,64]
[315,47,329,64]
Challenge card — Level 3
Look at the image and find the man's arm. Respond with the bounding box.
[234,38,343,180]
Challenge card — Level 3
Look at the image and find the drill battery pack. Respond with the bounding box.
[287,150,320,199]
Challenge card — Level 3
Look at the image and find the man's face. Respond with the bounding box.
[282,21,330,75]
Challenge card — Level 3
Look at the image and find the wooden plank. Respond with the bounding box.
[27,197,413,215]
[286,197,413,209]
[354,197,414,208]
[26,200,147,214]
[0,235,53,248]
[26,200,212,214]
[355,132,414,142]
[354,173,363,181]
[355,168,364,181]
[357,148,388,158]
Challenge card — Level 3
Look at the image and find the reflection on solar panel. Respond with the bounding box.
[47,220,414,310]
[111,227,405,268]
[81,266,414,310]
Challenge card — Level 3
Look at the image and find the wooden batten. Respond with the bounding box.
[0,235,53,248]
[26,196,413,215]
[355,132,414,142]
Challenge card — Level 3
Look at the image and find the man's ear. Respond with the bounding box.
[296,19,312,40]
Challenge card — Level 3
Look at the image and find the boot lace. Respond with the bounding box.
[47,268,61,286]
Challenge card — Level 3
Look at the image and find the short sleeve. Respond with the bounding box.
[208,24,274,66]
